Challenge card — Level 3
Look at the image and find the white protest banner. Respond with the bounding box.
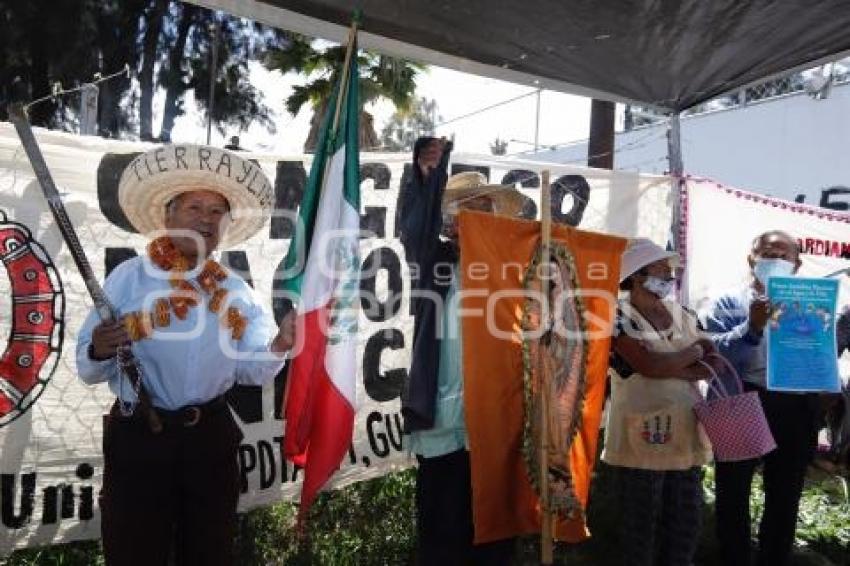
[0,122,671,554]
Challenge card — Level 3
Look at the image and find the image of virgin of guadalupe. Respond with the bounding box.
[521,241,587,519]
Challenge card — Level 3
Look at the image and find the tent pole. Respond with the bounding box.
[587,99,615,169]
[667,112,683,181]
[539,169,554,565]
[667,112,687,301]
[534,88,542,151]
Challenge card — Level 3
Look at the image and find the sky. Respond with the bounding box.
[169,61,606,157]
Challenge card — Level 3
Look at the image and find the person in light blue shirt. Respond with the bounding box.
[75,145,295,566]
[407,267,466,458]
[76,253,288,410]
[700,230,819,566]
[399,137,525,566]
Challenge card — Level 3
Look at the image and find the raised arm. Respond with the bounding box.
[398,140,451,270]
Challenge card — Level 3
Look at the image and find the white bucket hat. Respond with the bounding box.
[619,238,680,283]
[118,144,274,248]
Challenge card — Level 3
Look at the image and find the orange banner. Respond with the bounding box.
[458,210,625,543]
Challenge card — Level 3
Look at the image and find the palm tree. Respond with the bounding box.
[265,34,424,152]
[380,96,440,151]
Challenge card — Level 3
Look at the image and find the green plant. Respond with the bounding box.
[794,473,850,565]
[1,540,104,566]
[6,465,850,565]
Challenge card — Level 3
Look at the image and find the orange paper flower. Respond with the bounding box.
[210,288,228,314]
[154,298,170,327]
[140,236,248,341]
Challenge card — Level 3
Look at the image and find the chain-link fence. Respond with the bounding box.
[625,56,850,130]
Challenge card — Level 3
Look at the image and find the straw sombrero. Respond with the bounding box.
[118,144,273,248]
[443,171,526,217]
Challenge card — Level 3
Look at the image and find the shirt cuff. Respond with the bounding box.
[743,324,763,345]
[75,349,114,384]
[235,355,288,386]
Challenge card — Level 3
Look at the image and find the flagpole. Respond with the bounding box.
[331,20,359,134]
[282,15,359,403]
[539,169,554,564]
[282,16,360,530]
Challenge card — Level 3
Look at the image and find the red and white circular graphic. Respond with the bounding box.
[0,210,64,427]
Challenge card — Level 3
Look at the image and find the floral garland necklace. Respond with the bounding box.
[123,236,248,342]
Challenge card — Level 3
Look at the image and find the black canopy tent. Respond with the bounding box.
[174,4,849,559]
[186,0,850,112]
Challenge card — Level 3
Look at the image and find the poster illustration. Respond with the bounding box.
[767,276,841,392]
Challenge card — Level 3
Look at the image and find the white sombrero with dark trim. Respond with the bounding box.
[118,144,274,248]
[443,171,526,217]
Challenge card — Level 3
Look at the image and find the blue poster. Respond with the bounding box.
[767,276,841,392]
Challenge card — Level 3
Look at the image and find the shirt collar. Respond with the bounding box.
[142,251,224,280]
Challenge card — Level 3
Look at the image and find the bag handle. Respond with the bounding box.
[696,360,730,398]
[697,353,745,399]
[707,352,745,395]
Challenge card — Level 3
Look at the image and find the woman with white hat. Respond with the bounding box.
[601,238,716,566]
[75,144,295,566]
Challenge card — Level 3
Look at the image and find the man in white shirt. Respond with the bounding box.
[76,144,295,566]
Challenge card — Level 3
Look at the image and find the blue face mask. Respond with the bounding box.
[643,276,676,299]
[753,258,795,286]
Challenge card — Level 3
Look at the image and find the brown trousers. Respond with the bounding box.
[100,401,242,566]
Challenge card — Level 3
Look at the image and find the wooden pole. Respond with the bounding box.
[331,21,358,134]
[539,170,554,564]
[587,99,615,169]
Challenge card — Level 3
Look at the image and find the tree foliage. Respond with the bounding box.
[265,34,425,151]
[379,97,439,152]
[0,0,281,141]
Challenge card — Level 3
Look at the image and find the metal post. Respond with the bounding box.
[667,113,683,177]
[587,99,615,169]
[206,21,220,145]
[667,112,688,301]
[79,83,99,136]
[534,88,542,151]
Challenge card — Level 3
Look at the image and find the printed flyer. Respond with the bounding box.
[767,276,841,392]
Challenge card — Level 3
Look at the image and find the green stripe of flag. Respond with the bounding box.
[276,37,360,297]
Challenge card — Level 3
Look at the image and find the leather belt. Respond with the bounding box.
[112,395,228,429]
[154,395,228,428]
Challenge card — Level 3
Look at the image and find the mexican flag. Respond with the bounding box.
[280,31,360,520]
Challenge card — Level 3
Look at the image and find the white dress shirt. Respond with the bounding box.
[75,255,286,410]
